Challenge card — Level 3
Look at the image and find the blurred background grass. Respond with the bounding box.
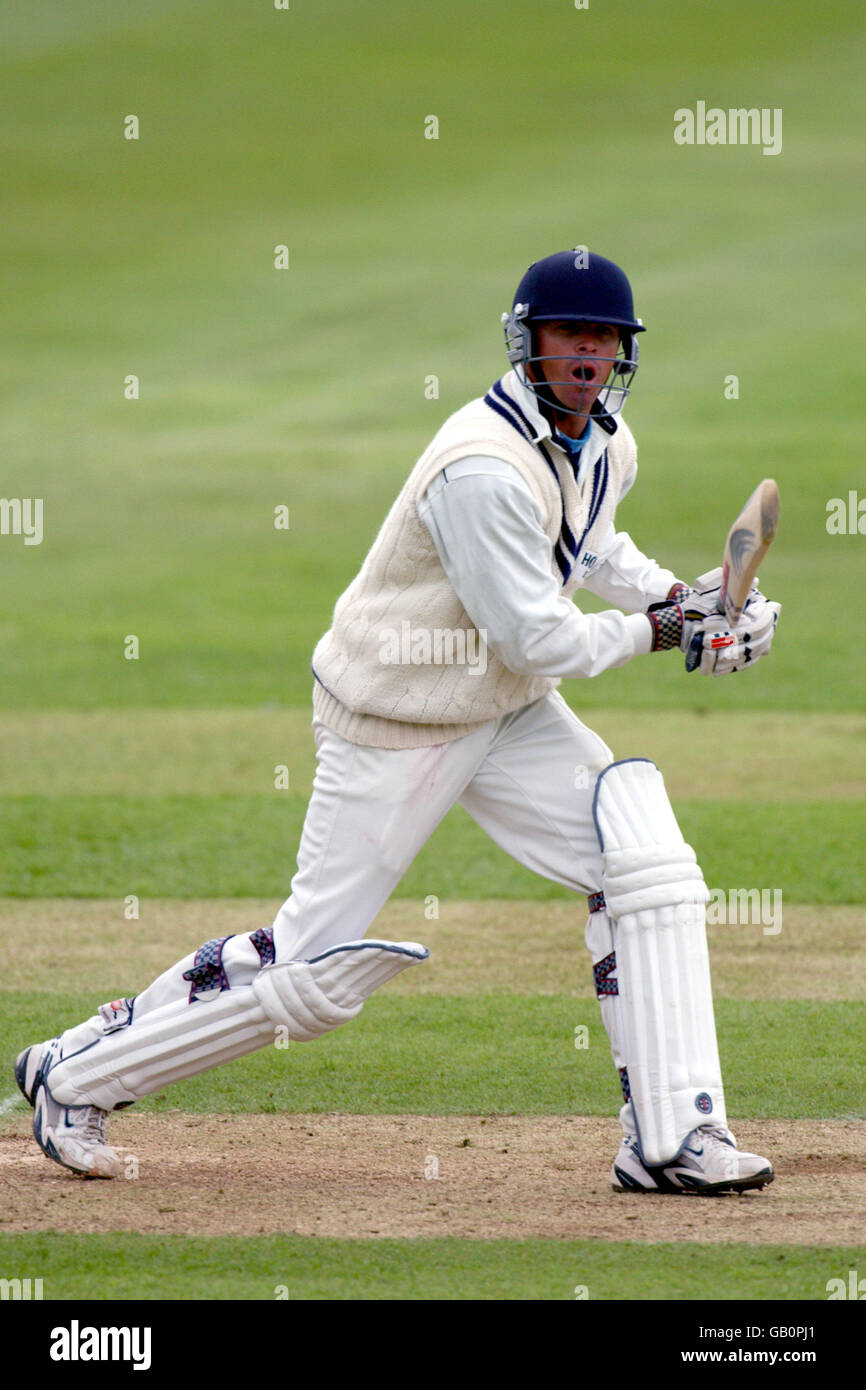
[1,0,863,713]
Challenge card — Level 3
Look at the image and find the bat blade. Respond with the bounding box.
[684,476,780,672]
[720,478,780,625]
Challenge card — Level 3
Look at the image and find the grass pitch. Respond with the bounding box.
[1,0,863,1302]
[0,1233,858,1301]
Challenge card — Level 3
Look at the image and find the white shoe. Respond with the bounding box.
[15,1003,134,1109]
[611,1125,774,1196]
[32,1082,122,1179]
[15,1037,61,1108]
[18,1038,122,1179]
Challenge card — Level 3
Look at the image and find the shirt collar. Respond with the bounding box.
[500,368,614,459]
[501,368,552,442]
[552,417,592,461]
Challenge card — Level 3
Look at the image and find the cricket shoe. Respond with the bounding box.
[18,1037,122,1178]
[15,1001,132,1111]
[31,1080,122,1179]
[15,1037,62,1108]
[611,1125,774,1196]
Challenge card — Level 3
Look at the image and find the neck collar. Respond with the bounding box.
[552,417,593,459]
[502,368,619,442]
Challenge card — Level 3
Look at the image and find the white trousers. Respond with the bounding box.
[124,690,613,1020]
[271,689,614,961]
[59,690,634,1130]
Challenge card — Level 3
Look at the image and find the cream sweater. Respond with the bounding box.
[311,371,647,749]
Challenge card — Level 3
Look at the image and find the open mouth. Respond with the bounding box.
[572,363,597,382]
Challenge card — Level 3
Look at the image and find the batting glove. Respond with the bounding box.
[685,597,781,676]
[647,569,781,675]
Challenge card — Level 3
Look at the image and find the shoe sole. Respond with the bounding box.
[612,1163,775,1196]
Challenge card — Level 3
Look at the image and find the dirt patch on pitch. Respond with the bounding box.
[1,1113,864,1246]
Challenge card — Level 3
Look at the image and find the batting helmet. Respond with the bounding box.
[501,249,646,423]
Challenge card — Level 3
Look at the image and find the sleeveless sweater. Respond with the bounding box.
[312,371,637,749]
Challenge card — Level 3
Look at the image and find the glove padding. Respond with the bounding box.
[679,566,726,622]
[681,567,781,676]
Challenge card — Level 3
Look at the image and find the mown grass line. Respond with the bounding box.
[3,995,863,1119]
[1,710,862,800]
[1,899,862,1001]
[0,797,862,902]
[0,1232,858,1301]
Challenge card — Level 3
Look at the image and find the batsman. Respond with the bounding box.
[17,250,781,1194]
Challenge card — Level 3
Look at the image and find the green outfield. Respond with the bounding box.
[1,0,864,1302]
[0,1233,856,1302]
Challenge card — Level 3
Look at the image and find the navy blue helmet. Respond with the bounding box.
[501,250,646,423]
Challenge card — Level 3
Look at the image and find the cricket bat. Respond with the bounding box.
[685,478,780,672]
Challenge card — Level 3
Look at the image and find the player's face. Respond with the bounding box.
[528,321,621,431]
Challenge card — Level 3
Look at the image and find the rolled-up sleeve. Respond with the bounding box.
[418,457,652,680]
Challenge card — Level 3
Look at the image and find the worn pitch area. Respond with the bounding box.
[2,895,865,1247]
[1,1114,864,1245]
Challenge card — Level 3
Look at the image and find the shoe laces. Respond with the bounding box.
[696,1124,735,1148]
[74,1107,109,1144]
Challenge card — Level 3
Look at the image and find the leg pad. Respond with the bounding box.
[594,759,726,1165]
[48,940,428,1111]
